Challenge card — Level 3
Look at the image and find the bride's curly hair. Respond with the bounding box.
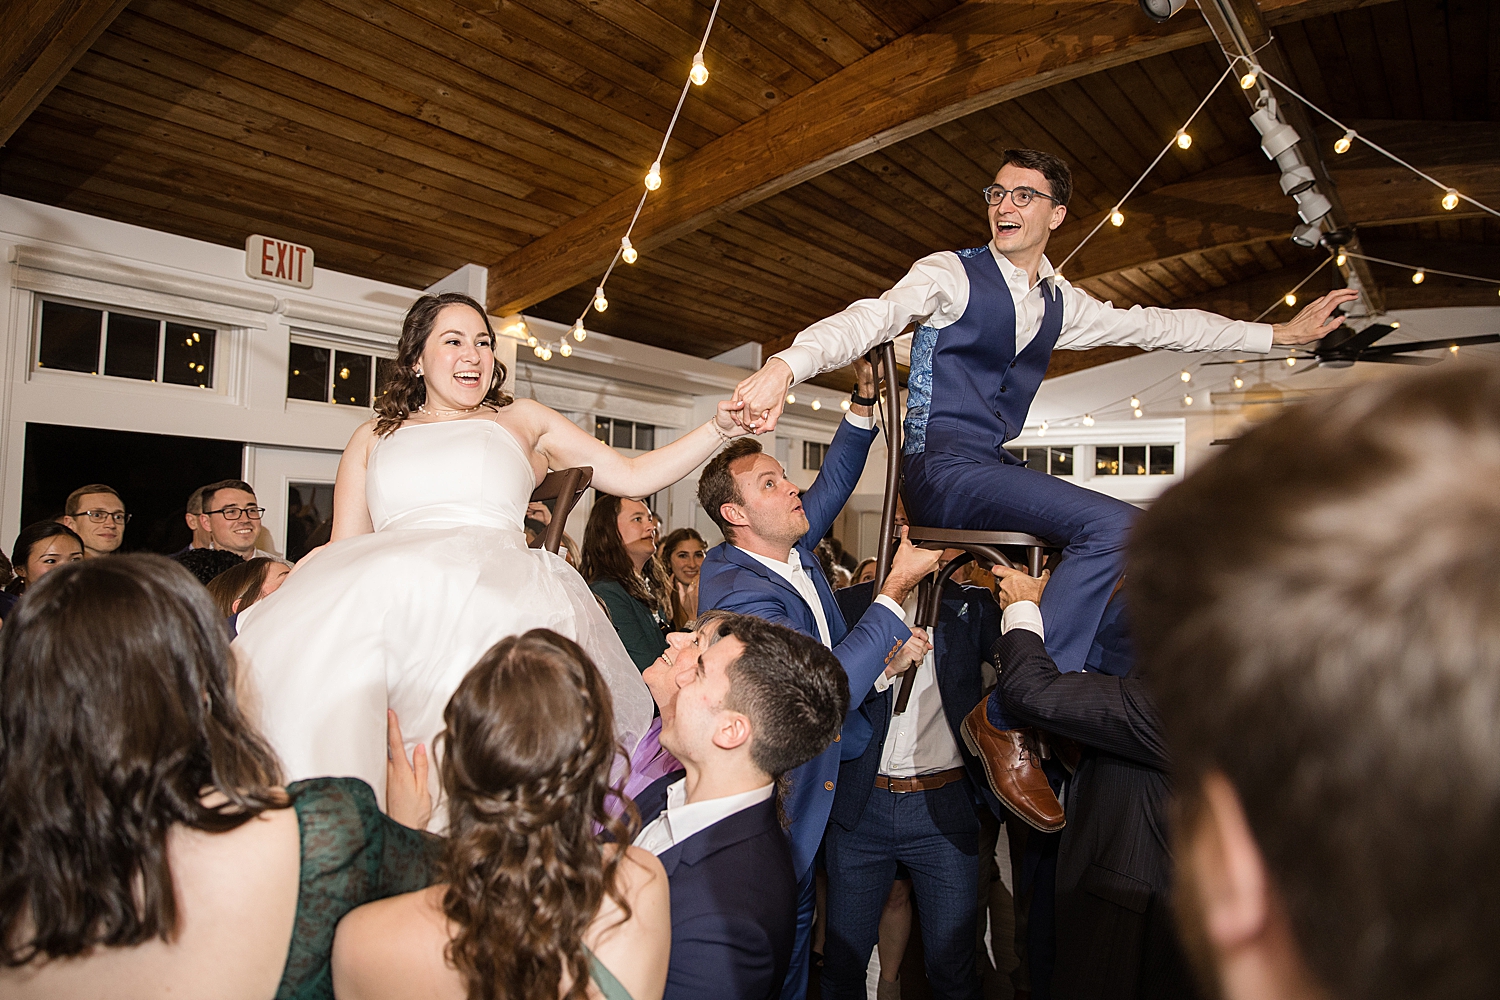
[374,292,512,437]
[438,629,638,1000]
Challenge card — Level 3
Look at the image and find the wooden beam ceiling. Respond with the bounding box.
[0,0,131,146]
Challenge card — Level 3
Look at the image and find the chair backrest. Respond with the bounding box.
[529,466,593,554]
[872,341,904,590]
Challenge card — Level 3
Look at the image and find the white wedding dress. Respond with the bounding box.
[234,419,653,829]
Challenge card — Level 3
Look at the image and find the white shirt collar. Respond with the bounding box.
[986,243,1058,292]
[636,778,775,854]
[737,545,805,576]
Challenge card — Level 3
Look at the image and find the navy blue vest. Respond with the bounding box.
[904,247,1065,463]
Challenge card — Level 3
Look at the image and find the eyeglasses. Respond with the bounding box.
[981,184,1061,209]
[77,509,131,524]
[204,505,266,520]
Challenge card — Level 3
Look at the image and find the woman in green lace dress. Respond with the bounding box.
[0,555,440,1000]
[332,630,671,1000]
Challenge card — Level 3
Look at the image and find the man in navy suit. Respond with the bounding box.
[632,612,850,1000]
[697,359,943,1000]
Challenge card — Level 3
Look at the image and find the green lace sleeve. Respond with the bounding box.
[274,777,444,1000]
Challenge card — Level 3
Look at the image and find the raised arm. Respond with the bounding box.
[330,421,378,542]
[524,398,750,499]
[732,251,965,433]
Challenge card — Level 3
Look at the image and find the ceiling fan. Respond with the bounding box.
[1207,322,1499,373]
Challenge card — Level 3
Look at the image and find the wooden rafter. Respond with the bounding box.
[0,0,131,146]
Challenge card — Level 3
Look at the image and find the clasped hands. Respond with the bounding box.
[727,356,877,435]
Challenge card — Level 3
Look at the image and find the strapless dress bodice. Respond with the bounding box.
[365,420,536,533]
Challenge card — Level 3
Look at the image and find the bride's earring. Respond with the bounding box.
[414,367,423,377]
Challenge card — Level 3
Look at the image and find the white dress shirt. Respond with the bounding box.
[1001,600,1045,639]
[632,777,775,856]
[870,593,965,778]
[772,244,1274,385]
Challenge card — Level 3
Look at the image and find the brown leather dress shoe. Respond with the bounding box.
[960,700,1065,833]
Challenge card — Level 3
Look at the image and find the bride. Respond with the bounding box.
[235,292,748,828]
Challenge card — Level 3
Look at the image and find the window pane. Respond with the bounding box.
[163,323,216,388]
[104,313,160,381]
[38,301,102,373]
[287,343,331,401]
[1095,446,1119,476]
[1123,445,1147,475]
[1049,447,1074,476]
[595,417,610,442]
[1149,444,1176,475]
[634,424,655,450]
[375,356,399,402]
[333,351,372,407]
[612,420,634,449]
[803,441,822,471]
[1006,447,1025,463]
[286,482,335,562]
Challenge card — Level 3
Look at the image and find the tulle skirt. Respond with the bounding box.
[234,525,654,832]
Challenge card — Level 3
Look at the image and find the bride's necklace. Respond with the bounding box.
[418,400,486,417]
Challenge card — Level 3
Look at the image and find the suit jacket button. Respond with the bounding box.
[824,781,835,791]
[999,385,1008,393]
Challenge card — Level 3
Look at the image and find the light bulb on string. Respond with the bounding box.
[841,398,851,411]
[1180,369,1192,383]
[1130,396,1141,409]
[1239,65,1259,90]
[1133,406,1144,418]
[559,342,572,357]
[1333,129,1355,154]
[571,321,587,342]
[1450,344,1460,354]
[1233,375,1244,389]
[1286,357,1297,367]
[810,399,821,411]
[1038,420,1049,437]
[1110,209,1125,227]
[1183,394,1194,406]
[1442,189,1460,211]
[621,236,638,263]
[541,346,553,361]
[1412,269,1425,285]
[593,286,609,312]
[526,334,538,347]
[689,52,709,86]
[1082,414,1095,427]
[1284,292,1297,307]
[1335,251,1347,267]
[1175,129,1191,150]
[785,392,796,405]
[533,344,544,358]
[644,161,662,191]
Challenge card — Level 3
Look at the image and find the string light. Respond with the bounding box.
[840,399,851,411]
[1082,414,1095,426]
[810,398,821,410]
[1175,129,1191,150]
[541,346,553,361]
[1286,357,1297,366]
[1412,269,1425,284]
[559,342,572,357]
[1038,420,1049,437]
[785,392,796,404]
[593,286,609,311]
[1183,394,1193,406]
[533,344,544,358]
[690,52,710,86]
[1133,406,1144,418]
[1442,189,1460,211]
[1180,369,1192,382]
[1239,65,1259,90]
[621,236,638,263]
[1130,396,1141,409]
[1449,344,1460,354]
[1335,250,1347,267]
[1233,375,1244,389]
[571,321,587,342]
[526,334,538,347]
[1333,129,1355,154]
[1109,209,1125,227]
[644,161,662,191]
[1284,292,1297,307]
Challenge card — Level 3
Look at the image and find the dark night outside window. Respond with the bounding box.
[1148,445,1176,475]
[164,323,215,388]
[803,441,829,471]
[1122,446,1147,475]
[1049,447,1074,476]
[1095,446,1120,476]
[104,313,159,381]
[594,417,657,451]
[38,300,217,388]
[38,301,103,373]
[334,351,372,407]
[287,343,331,401]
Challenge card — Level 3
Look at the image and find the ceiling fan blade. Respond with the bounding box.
[1322,323,1397,356]
[1202,358,1291,366]
[1360,355,1441,366]
[1290,359,1323,375]
[1360,333,1500,357]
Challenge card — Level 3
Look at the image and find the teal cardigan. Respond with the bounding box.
[589,578,668,672]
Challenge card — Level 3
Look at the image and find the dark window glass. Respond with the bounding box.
[333,351,372,407]
[1149,444,1176,475]
[38,301,102,373]
[287,343,331,401]
[612,420,634,449]
[595,417,611,443]
[164,323,216,388]
[375,356,399,402]
[1123,445,1147,475]
[1049,447,1074,476]
[804,441,827,471]
[1005,447,1025,463]
[1095,446,1120,476]
[286,481,335,562]
[634,423,655,451]
[104,313,160,381]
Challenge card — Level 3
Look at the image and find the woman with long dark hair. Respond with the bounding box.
[0,555,441,999]
[332,630,670,1000]
[234,292,750,826]
[653,527,706,629]
[582,495,667,671]
[0,521,84,622]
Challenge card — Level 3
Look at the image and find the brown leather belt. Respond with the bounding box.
[875,767,966,793]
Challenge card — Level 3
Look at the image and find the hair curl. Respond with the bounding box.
[374,293,512,437]
[438,630,637,1000]
[0,555,284,966]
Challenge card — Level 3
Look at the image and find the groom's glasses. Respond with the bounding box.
[981,184,1061,209]
[205,505,266,520]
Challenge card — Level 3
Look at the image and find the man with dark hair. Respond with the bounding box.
[697,359,942,1000]
[726,147,1357,828]
[1129,362,1500,1000]
[62,484,129,558]
[194,479,276,561]
[633,613,851,1000]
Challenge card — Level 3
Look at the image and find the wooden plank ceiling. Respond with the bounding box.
[1,0,1495,382]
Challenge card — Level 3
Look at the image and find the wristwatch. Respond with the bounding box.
[849,390,879,406]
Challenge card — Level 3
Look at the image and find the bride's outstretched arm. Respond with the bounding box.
[331,421,378,541]
[529,398,751,499]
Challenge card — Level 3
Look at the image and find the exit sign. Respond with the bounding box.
[245,234,314,288]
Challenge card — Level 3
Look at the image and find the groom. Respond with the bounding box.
[730,148,1356,828]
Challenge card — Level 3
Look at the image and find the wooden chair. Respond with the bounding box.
[867,341,1057,713]
[528,466,593,554]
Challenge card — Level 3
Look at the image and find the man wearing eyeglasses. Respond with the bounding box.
[62,484,131,559]
[729,148,1357,835]
[196,479,277,561]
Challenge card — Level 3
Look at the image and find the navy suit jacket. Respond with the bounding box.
[699,417,911,879]
[831,580,1003,828]
[635,772,797,1000]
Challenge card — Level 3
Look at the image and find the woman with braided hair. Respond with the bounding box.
[332,629,670,1000]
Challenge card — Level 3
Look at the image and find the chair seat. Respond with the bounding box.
[907,526,1050,548]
